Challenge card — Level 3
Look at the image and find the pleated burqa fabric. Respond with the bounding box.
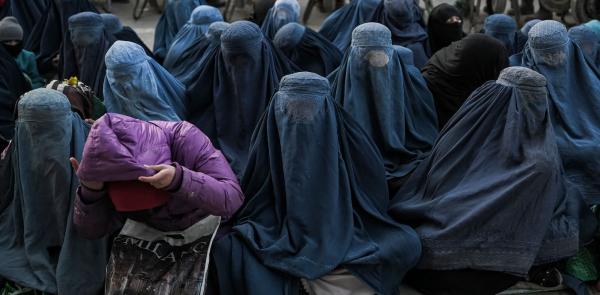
[273,22,342,76]
[62,12,115,99]
[369,0,429,68]
[186,21,298,176]
[331,23,438,182]
[212,72,421,295]
[153,0,203,61]
[0,89,107,294]
[568,25,599,69]
[104,41,187,121]
[422,33,508,129]
[483,14,518,55]
[318,0,381,51]
[163,5,223,78]
[389,67,587,276]
[522,20,600,204]
[260,0,300,39]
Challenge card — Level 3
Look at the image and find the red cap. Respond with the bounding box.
[107,181,169,212]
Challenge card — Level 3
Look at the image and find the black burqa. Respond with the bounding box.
[0,45,31,140]
[186,21,298,177]
[427,3,465,54]
[422,33,508,129]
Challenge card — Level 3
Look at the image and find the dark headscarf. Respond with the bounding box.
[422,33,508,129]
[389,67,588,276]
[427,3,464,54]
[212,72,421,295]
[100,13,154,59]
[178,21,230,87]
[153,0,203,61]
[523,20,600,204]
[63,12,115,99]
[104,41,187,121]
[186,21,298,176]
[483,14,518,55]
[370,0,429,68]
[0,45,30,140]
[2,0,47,42]
[163,5,222,78]
[260,0,300,39]
[318,0,381,51]
[332,23,438,181]
[273,22,342,76]
[0,88,108,294]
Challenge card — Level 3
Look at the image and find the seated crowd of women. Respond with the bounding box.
[1,0,600,294]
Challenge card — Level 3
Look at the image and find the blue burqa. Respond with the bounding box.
[318,0,381,51]
[483,14,518,55]
[260,0,300,39]
[186,21,298,177]
[568,25,599,69]
[522,20,600,205]
[104,41,186,121]
[273,22,342,76]
[370,0,429,68]
[163,5,223,78]
[389,67,585,276]
[0,88,107,294]
[178,21,230,87]
[510,19,541,67]
[331,23,438,181]
[63,12,115,99]
[153,0,203,61]
[212,72,421,295]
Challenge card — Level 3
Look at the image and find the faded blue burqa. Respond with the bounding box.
[63,12,115,99]
[331,23,438,181]
[273,22,342,76]
[522,20,600,204]
[483,14,518,55]
[153,0,203,61]
[104,41,186,121]
[212,72,421,295]
[389,67,583,276]
[319,0,381,51]
[178,21,230,87]
[568,25,599,69]
[163,5,223,78]
[186,21,298,177]
[370,0,429,68]
[260,0,300,39]
[0,89,107,294]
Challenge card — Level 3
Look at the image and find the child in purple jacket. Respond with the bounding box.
[71,113,244,239]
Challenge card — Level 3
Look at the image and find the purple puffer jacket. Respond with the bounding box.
[73,113,244,239]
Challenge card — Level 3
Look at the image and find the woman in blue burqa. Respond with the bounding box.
[260,0,300,39]
[163,5,223,79]
[273,22,342,76]
[210,72,421,295]
[320,0,429,64]
[153,0,203,62]
[62,12,115,99]
[186,21,298,177]
[0,88,107,294]
[482,14,518,55]
[568,25,599,70]
[522,20,600,205]
[104,41,187,122]
[330,23,438,195]
[177,21,230,87]
[389,66,595,295]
